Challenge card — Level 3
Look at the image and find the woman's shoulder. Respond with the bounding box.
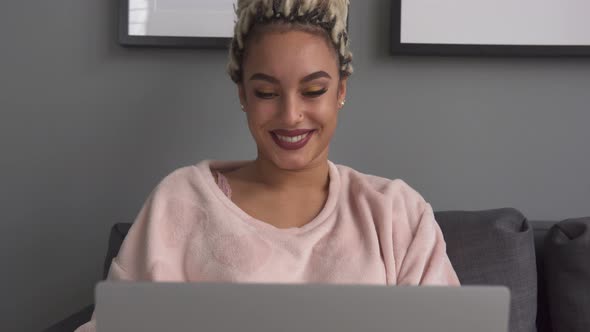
[333,162,426,205]
[147,160,214,199]
[147,159,249,201]
[154,164,199,189]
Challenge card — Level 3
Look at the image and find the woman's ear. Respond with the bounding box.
[337,77,348,104]
[238,83,247,112]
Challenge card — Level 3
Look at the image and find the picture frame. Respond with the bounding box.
[390,0,590,57]
[119,0,236,48]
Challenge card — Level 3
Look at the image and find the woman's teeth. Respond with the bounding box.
[276,132,309,143]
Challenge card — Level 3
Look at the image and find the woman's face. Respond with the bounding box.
[238,28,347,171]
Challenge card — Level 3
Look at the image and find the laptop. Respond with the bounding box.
[95,281,510,332]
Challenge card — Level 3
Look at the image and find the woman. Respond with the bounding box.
[75,0,459,330]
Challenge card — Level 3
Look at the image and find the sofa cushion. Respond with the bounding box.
[435,208,537,332]
[544,217,590,332]
[530,221,556,332]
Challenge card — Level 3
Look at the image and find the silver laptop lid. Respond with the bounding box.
[96,281,509,332]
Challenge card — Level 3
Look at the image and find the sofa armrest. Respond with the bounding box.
[103,223,132,279]
[43,304,94,332]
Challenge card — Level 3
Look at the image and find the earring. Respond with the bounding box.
[240,104,244,110]
[340,99,346,108]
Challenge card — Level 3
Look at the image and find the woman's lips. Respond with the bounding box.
[270,130,315,150]
[272,129,314,136]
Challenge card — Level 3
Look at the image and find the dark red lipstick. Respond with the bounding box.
[270,129,316,150]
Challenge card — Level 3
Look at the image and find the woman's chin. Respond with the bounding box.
[269,152,316,171]
[272,157,309,171]
[257,137,328,170]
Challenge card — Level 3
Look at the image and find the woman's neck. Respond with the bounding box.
[248,157,330,193]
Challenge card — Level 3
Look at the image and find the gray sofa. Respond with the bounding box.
[45,208,590,332]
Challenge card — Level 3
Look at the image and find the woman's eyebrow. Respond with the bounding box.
[248,71,332,84]
[301,71,331,83]
[249,73,279,84]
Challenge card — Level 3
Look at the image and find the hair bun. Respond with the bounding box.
[227,0,353,83]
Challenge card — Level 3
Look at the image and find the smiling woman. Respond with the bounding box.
[74,1,460,331]
[237,29,346,171]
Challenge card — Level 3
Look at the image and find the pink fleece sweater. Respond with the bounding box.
[75,160,459,332]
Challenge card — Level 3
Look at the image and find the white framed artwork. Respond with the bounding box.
[120,0,237,48]
[391,0,590,56]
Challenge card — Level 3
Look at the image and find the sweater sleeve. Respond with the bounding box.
[71,261,131,331]
[74,170,195,332]
[395,199,460,286]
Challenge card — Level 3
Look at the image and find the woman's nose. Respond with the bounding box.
[279,94,303,125]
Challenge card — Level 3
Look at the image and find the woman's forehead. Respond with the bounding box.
[242,30,340,80]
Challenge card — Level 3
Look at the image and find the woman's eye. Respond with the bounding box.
[303,89,327,98]
[254,91,277,99]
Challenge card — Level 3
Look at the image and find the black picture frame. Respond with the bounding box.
[390,0,590,57]
[118,0,232,49]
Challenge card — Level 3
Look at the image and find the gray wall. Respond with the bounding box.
[1,1,589,331]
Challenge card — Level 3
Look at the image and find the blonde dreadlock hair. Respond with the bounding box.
[227,0,353,83]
